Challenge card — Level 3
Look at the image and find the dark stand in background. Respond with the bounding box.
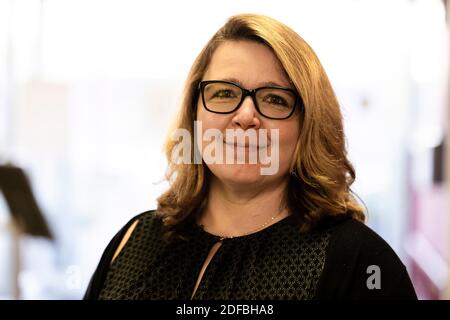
[0,164,52,299]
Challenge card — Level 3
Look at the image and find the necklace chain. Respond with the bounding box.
[201,208,285,241]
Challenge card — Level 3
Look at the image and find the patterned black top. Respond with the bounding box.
[84,210,417,300]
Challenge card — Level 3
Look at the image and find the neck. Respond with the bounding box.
[198,176,290,237]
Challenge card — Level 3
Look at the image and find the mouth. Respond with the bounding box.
[223,141,267,149]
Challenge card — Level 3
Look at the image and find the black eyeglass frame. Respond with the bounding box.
[198,80,303,120]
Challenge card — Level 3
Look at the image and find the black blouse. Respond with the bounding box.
[84,210,417,300]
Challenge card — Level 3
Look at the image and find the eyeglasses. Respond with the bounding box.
[198,80,301,120]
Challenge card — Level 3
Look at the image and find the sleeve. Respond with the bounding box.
[314,219,417,300]
[83,215,141,300]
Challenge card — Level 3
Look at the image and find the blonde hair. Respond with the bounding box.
[157,14,365,238]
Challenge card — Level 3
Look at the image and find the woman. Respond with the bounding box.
[84,14,417,300]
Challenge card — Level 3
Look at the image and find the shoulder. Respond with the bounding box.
[110,210,164,262]
[116,209,167,240]
[328,218,398,258]
[84,209,163,299]
[127,209,162,227]
[315,217,417,299]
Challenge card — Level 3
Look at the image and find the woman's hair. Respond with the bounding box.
[157,13,365,238]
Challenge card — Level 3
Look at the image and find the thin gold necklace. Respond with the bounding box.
[200,207,286,241]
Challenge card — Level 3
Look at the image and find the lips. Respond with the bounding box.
[219,130,270,149]
[223,141,267,149]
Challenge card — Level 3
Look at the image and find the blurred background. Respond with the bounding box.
[0,0,448,299]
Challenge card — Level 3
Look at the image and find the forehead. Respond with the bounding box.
[204,40,291,88]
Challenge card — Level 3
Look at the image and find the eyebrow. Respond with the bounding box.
[218,77,292,89]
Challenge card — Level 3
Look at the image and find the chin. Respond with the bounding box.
[211,164,266,185]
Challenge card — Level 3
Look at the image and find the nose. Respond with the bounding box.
[231,96,261,130]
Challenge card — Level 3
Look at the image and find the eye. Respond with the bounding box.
[211,89,236,99]
[263,94,288,106]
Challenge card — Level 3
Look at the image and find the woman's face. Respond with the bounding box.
[196,40,300,188]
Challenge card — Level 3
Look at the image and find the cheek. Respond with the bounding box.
[196,100,213,127]
[195,105,230,153]
[277,124,300,164]
[196,104,230,132]
[281,127,299,147]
